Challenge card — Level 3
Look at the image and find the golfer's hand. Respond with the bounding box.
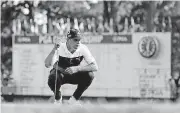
[53,62,59,70]
[53,43,60,50]
[53,62,68,74]
[65,66,79,75]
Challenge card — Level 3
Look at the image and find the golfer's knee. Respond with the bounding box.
[87,72,94,81]
[78,72,94,91]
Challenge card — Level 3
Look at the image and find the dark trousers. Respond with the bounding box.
[48,68,94,100]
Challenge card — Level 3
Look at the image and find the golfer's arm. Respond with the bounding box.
[78,61,98,72]
[44,48,57,68]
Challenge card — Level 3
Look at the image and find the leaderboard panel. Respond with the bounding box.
[12,33,171,98]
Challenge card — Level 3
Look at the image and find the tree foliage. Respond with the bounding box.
[1,1,103,27]
[1,1,180,30]
[103,1,179,31]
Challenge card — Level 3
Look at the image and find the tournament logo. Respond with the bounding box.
[138,36,159,58]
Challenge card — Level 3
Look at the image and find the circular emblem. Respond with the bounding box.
[138,36,159,58]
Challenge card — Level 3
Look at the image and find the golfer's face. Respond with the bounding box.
[69,37,81,50]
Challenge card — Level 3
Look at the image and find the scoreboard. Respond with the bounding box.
[12,33,172,98]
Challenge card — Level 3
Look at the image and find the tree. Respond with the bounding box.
[131,1,178,31]
[1,1,34,28]
[103,1,179,32]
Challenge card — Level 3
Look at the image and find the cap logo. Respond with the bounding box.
[67,29,81,39]
[67,34,71,38]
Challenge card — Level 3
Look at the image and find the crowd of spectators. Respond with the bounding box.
[12,16,174,36]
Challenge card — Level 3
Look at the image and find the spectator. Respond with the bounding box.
[164,16,172,32]
[109,18,114,33]
[97,16,104,34]
[59,18,66,35]
[97,21,104,34]
[79,18,85,33]
[128,17,135,32]
[91,17,96,33]
[64,18,71,34]
[85,18,92,32]
[104,20,110,33]
[73,18,79,30]
[169,70,180,101]
[122,17,129,32]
